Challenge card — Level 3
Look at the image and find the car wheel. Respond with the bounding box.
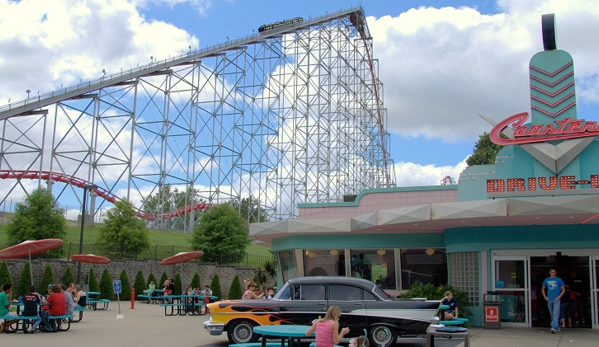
[227,320,259,344]
[369,325,397,347]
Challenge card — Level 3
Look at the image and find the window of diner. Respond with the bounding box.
[400,248,447,290]
[349,249,396,289]
[278,250,297,283]
[303,249,345,277]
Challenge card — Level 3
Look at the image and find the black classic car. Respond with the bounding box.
[203,276,440,347]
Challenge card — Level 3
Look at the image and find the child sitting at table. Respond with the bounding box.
[305,305,350,347]
[349,335,370,347]
[23,285,43,333]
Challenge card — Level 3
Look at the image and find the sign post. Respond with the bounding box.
[113,280,124,319]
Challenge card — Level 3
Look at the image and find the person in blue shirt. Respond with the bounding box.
[542,268,565,334]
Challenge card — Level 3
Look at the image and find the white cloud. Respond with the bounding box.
[369,0,599,143]
[0,0,199,103]
[393,158,468,187]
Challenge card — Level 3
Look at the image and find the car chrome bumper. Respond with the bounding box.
[203,319,225,336]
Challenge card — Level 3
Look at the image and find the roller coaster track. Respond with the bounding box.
[0,170,209,221]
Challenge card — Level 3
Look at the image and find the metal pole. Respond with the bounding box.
[77,186,88,284]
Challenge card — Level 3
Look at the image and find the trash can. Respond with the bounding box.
[483,291,501,329]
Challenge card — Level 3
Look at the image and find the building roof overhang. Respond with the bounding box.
[250,195,599,245]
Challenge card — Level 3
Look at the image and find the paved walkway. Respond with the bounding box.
[1,301,598,346]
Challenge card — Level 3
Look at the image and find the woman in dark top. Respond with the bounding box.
[441,291,459,320]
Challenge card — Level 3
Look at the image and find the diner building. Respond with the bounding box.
[249,15,599,328]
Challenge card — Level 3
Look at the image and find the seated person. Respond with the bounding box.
[40,284,66,332]
[74,285,87,308]
[61,284,75,315]
[144,281,156,295]
[0,283,19,333]
[441,291,459,320]
[201,285,212,297]
[23,285,43,333]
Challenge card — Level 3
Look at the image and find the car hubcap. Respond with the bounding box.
[372,327,391,346]
[235,324,252,342]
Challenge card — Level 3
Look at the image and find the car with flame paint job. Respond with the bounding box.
[203,276,440,347]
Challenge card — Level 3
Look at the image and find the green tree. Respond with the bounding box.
[228,275,242,300]
[87,268,100,292]
[119,269,131,301]
[466,132,505,166]
[190,272,200,289]
[16,262,32,297]
[229,195,267,223]
[6,187,66,258]
[39,264,54,292]
[210,274,221,300]
[142,184,205,230]
[0,260,12,288]
[61,266,75,287]
[134,270,146,298]
[147,273,157,288]
[192,203,250,263]
[174,273,182,295]
[97,200,150,259]
[99,268,114,300]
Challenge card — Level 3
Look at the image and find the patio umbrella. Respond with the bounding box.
[160,251,204,288]
[71,254,111,288]
[0,238,63,284]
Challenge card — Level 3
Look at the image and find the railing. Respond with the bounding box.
[0,242,271,268]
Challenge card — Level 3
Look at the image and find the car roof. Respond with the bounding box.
[286,276,376,288]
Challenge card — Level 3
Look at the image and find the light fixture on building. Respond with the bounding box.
[330,249,339,255]
[377,249,386,255]
[308,252,316,258]
[425,248,435,256]
[305,250,310,256]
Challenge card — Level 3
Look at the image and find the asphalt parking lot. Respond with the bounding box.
[2,301,598,347]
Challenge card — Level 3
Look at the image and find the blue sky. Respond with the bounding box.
[1,0,599,192]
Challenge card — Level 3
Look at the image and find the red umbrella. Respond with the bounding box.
[0,238,63,284]
[71,254,111,288]
[71,254,111,264]
[159,251,204,265]
[160,251,204,286]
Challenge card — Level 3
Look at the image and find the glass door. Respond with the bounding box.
[591,256,599,328]
[492,256,529,325]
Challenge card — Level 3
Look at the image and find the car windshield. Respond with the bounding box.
[273,282,291,300]
[373,285,392,299]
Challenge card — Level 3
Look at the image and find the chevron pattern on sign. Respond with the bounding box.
[529,59,576,119]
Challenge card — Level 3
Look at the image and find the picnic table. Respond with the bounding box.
[86,291,110,310]
[252,325,314,347]
[159,294,217,316]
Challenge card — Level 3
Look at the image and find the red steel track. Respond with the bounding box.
[0,170,209,221]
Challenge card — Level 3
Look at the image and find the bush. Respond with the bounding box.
[99,268,114,300]
[0,261,12,287]
[210,274,221,300]
[39,264,54,293]
[134,270,146,297]
[400,283,472,319]
[190,272,200,289]
[61,266,75,288]
[16,262,32,297]
[174,273,182,295]
[228,275,242,300]
[119,269,131,300]
[87,268,100,292]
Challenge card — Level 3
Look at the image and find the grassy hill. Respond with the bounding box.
[0,217,272,256]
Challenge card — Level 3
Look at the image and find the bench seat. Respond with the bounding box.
[0,315,39,333]
[229,343,287,347]
[87,299,110,311]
